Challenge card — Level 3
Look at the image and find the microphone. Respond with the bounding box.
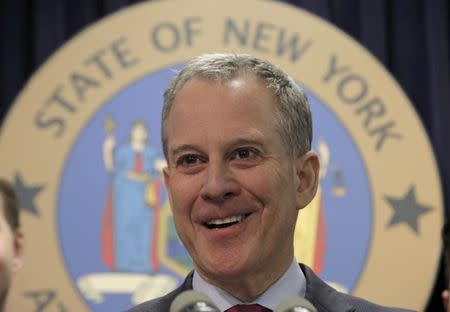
[170,290,220,312]
[274,297,318,312]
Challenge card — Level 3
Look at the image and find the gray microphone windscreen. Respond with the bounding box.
[274,297,318,312]
[170,290,220,312]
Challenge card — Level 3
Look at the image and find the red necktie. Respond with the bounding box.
[226,304,272,312]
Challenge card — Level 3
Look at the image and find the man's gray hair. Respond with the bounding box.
[162,53,312,160]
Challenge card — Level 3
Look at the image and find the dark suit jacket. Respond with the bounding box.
[125,264,414,312]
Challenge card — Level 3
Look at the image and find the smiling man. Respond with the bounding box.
[127,54,412,312]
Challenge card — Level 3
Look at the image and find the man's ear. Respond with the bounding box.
[162,166,175,213]
[163,166,171,192]
[295,151,320,210]
[13,229,24,273]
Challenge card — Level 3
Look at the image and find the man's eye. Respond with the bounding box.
[176,154,201,166]
[233,148,257,160]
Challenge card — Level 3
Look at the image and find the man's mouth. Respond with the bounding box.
[203,214,250,229]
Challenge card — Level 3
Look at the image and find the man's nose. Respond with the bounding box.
[200,161,240,202]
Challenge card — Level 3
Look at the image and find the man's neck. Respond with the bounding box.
[193,258,306,311]
[196,257,293,302]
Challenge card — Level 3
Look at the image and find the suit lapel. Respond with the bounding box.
[301,264,355,312]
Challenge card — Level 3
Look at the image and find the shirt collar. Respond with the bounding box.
[192,258,306,311]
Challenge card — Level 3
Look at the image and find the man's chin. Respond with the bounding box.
[196,260,254,283]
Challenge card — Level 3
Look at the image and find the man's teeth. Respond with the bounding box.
[206,215,244,226]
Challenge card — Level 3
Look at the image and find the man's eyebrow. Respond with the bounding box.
[170,144,201,157]
[228,137,265,149]
[168,134,266,157]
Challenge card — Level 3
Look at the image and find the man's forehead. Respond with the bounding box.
[167,80,277,136]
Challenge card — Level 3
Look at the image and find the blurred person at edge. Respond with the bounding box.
[0,179,24,312]
[128,53,413,312]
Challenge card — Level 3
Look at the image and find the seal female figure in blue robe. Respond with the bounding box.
[103,121,160,273]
